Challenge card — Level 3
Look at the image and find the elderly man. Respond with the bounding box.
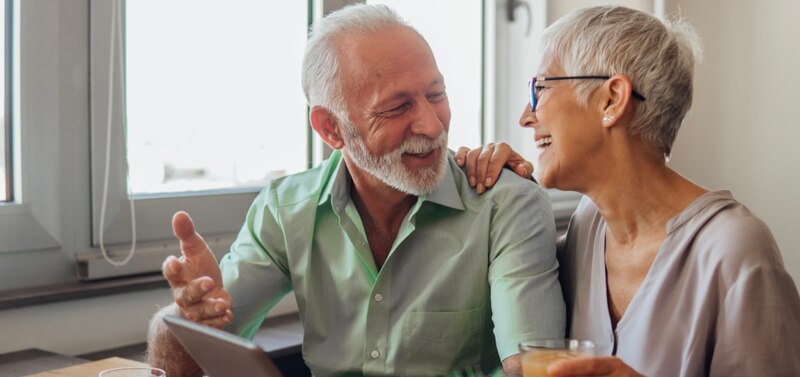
[147,4,563,376]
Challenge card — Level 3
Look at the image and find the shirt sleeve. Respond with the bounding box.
[709,217,800,376]
[712,265,800,376]
[487,177,566,360]
[220,187,293,340]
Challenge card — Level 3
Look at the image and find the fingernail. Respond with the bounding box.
[201,280,212,291]
[477,183,484,193]
[456,158,463,165]
[485,177,493,186]
[469,176,476,186]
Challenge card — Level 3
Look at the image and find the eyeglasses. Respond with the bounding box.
[528,75,646,111]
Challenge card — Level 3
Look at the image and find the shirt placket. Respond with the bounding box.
[336,197,423,376]
[362,204,422,376]
[362,266,391,376]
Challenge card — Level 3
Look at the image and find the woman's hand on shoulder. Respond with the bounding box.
[548,356,646,377]
[455,142,533,194]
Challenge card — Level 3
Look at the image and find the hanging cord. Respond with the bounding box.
[100,0,137,267]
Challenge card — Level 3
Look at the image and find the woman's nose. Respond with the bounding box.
[518,102,537,128]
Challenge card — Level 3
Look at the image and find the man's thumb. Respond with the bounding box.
[173,211,197,242]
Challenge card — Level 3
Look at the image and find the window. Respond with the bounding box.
[85,0,492,277]
[89,0,309,248]
[1,0,597,290]
[90,0,489,253]
[125,0,308,196]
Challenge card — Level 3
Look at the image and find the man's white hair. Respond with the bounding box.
[301,3,412,123]
[542,6,703,159]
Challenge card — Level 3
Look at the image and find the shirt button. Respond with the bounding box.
[374,293,383,302]
[370,350,380,359]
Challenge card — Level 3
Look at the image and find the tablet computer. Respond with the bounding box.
[163,314,285,377]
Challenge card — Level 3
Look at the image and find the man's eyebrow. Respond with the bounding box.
[373,92,410,110]
[373,78,446,109]
[428,78,445,88]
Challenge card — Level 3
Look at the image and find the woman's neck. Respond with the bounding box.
[585,154,707,246]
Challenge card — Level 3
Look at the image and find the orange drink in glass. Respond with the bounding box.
[519,339,595,377]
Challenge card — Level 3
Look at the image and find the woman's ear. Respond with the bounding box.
[600,74,635,128]
[310,106,345,150]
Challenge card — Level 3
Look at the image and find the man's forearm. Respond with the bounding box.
[146,304,203,377]
[502,354,522,377]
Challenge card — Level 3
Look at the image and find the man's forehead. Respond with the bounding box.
[338,26,443,95]
[341,27,432,66]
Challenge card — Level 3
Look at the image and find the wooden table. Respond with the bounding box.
[25,357,150,377]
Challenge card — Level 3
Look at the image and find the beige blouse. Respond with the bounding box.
[558,190,800,377]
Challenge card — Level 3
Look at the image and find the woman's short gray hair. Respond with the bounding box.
[542,6,703,158]
[301,4,411,123]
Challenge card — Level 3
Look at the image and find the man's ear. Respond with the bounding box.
[600,74,635,129]
[310,106,345,150]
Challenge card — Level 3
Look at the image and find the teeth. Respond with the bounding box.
[536,136,553,148]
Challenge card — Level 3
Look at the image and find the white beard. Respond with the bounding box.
[339,121,448,196]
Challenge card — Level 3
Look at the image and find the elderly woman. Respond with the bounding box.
[459,6,800,377]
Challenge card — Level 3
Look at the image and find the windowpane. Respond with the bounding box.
[125,1,308,196]
[1,0,7,202]
[367,0,483,149]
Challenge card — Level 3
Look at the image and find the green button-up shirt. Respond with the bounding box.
[220,151,564,376]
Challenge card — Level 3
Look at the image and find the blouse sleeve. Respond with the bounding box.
[709,217,800,376]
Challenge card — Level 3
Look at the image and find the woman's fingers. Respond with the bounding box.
[455,146,470,167]
[456,143,534,194]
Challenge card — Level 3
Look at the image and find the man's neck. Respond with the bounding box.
[345,159,416,231]
[344,158,417,269]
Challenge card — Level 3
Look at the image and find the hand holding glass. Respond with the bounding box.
[519,339,595,377]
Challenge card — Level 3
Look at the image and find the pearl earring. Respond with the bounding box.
[603,114,614,123]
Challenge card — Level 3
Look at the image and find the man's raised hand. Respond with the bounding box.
[163,211,233,329]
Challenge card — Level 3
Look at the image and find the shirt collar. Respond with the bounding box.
[317,151,348,209]
[317,151,466,212]
[422,156,466,211]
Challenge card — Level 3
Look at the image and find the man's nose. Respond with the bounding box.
[410,102,445,138]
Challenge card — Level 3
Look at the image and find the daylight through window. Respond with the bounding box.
[125,0,308,196]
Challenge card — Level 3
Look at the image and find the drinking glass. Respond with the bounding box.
[98,367,166,377]
[519,339,595,377]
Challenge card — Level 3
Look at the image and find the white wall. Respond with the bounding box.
[665,0,800,284]
[0,289,297,356]
[0,290,173,356]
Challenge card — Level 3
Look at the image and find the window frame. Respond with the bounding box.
[0,0,91,291]
[2,0,11,202]
[87,0,314,248]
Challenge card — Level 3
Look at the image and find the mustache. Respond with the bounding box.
[400,133,448,154]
